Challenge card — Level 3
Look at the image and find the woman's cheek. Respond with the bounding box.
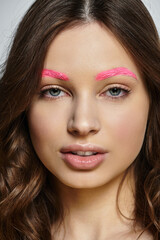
[28,101,69,139]
[109,105,148,155]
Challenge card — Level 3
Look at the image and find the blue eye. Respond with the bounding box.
[108,88,123,97]
[102,87,130,99]
[108,87,129,97]
[40,87,67,99]
[49,88,62,96]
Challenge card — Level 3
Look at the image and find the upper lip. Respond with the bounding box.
[60,144,107,154]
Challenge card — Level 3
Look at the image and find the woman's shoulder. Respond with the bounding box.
[135,231,153,240]
[141,234,153,240]
[108,229,154,240]
[121,229,154,240]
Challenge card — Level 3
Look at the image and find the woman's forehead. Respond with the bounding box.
[43,22,141,80]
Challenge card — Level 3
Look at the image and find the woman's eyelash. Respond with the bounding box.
[39,85,130,100]
[40,86,69,99]
[101,86,131,99]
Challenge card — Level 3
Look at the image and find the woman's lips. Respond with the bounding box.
[61,153,106,170]
[60,144,107,170]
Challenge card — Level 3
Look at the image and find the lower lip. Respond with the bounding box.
[61,153,106,170]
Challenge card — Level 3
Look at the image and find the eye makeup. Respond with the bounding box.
[96,67,137,81]
[42,67,137,84]
[42,69,69,81]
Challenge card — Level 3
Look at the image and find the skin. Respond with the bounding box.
[27,22,150,239]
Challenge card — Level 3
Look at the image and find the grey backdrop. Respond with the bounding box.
[0,0,160,64]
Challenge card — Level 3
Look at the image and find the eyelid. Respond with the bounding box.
[101,83,130,92]
[40,85,71,99]
[41,84,66,91]
[41,84,71,94]
[39,83,131,99]
[99,83,131,99]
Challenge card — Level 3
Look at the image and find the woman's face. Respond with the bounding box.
[28,22,149,188]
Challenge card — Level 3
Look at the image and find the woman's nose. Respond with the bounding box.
[67,98,101,136]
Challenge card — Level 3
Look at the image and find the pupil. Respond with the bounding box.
[110,88,121,96]
[50,89,61,96]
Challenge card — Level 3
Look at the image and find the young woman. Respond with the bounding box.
[0,0,160,239]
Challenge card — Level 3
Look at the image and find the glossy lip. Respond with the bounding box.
[60,144,107,170]
[60,143,107,153]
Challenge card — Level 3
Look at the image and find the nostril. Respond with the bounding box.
[67,110,100,136]
[71,129,80,136]
[67,126,99,136]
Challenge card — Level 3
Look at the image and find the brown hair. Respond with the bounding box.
[0,0,160,239]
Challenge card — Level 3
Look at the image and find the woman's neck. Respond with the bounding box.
[51,172,139,240]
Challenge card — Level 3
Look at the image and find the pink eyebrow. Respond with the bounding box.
[42,69,69,81]
[96,67,137,81]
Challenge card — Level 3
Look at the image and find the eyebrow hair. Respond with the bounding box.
[42,69,69,81]
[96,67,137,81]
